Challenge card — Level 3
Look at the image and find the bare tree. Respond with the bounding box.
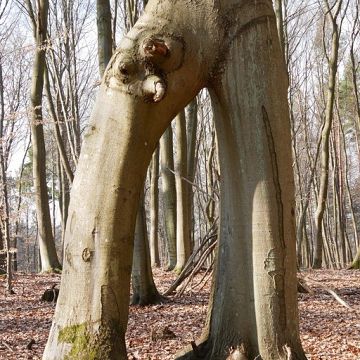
[43,1,305,358]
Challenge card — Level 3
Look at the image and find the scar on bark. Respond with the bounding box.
[142,38,169,57]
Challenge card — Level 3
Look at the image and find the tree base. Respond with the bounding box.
[130,292,163,306]
[175,337,308,360]
[347,259,360,269]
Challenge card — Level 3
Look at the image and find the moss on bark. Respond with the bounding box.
[58,322,121,360]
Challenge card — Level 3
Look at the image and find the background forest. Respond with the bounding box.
[0,0,359,286]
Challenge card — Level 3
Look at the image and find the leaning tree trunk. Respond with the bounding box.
[27,0,61,272]
[44,1,306,359]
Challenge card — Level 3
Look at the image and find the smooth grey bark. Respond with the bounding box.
[44,66,74,185]
[160,127,177,270]
[174,110,191,273]
[274,0,285,55]
[27,0,61,272]
[313,1,343,269]
[97,0,113,76]
[131,194,162,305]
[0,58,12,291]
[186,99,198,248]
[44,1,306,359]
[149,147,160,267]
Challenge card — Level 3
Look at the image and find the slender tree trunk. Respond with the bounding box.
[27,0,61,272]
[97,0,113,76]
[160,127,177,270]
[313,2,342,269]
[175,110,191,273]
[274,0,285,55]
[0,60,12,290]
[186,99,198,249]
[44,67,74,185]
[149,147,160,267]
[0,57,5,273]
[131,194,162,305]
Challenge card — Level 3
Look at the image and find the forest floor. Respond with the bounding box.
[0,269,359,359]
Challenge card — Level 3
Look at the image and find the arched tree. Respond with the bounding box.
[43,1,306,359]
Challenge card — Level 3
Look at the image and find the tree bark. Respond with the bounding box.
[160,127,177,270]
[348,245,360,269]
[186,99,198,248]
[0,57,12,291]
[97,0,113,77]
[313,1,342,269]
[44,1,306,358]
[27,0,61,272]
[174,110,191,273]
[131,194,162,305]
[149,147,160,267]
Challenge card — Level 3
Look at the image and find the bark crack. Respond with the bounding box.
[261,106,285,250]
[262,105,288,335]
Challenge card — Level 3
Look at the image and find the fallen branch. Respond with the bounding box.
[300,275,353,309]
[164,223,218,296]
[1,341,14,352]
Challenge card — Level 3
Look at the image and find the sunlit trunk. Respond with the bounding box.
[44,1,306,358]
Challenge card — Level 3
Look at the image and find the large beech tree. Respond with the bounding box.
[44,0,306,359]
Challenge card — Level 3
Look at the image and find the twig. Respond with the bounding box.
[302,276,353,309]
[1,341,14,351]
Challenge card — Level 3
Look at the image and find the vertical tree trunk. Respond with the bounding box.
[149,147,160,267]
[348,246,360,269]
[131,193,162,305]
[178,4,305,359]
[174,110,191,273]
[274,0,285,55]
[160,127,177,270]
[186,98,198,248]
[27,0,61,272]
[0,58,12,291]
[313,1,342,269]
[97,0,113,76]
[0,57,5,273]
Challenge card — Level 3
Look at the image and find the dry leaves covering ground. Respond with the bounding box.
[0,269,359,359]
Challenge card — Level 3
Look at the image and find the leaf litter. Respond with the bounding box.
[0,269,358,359]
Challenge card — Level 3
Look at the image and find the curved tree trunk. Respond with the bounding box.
[44,1,306,359]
